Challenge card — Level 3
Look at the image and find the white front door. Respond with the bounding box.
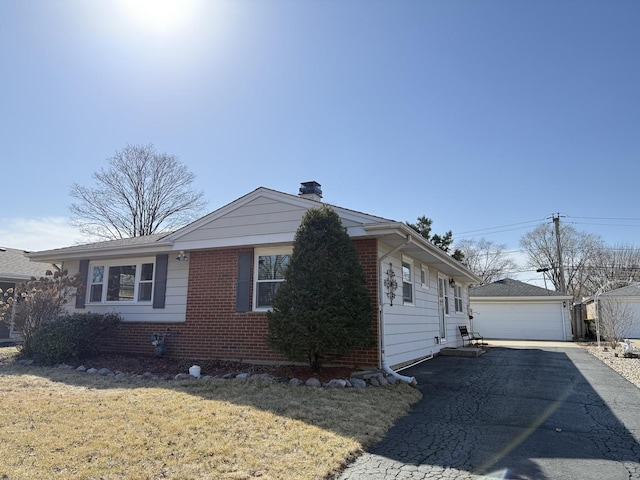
[438,277,449,342]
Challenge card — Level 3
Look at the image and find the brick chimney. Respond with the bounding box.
[298,181,322,201]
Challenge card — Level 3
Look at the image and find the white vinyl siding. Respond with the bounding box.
[380,247,453,368]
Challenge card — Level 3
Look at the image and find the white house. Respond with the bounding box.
[27,182,481,374]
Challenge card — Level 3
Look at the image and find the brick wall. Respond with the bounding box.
[103,238,380,368]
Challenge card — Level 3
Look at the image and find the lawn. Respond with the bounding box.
[0,346,421,479]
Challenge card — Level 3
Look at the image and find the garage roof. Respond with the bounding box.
[470,278,567,298]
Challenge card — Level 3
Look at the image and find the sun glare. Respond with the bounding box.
[119,0,198,33]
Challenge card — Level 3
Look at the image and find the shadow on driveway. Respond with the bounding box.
[339,346,640,479]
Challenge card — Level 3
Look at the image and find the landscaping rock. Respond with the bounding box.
[97,368,113,376]
[350,378,367,389]
[385,374,398,385]
[76,365,87,372]
[236,373,250,380]
[289,378,303,386]
[174,373,192,380]
[86,368,98,374]
[325,379,347,388]
[305,378,321,387]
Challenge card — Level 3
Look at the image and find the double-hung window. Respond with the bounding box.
[420,265,429,289]
[88,259,155,303]
[402,258,413,304]
[454,284,463,313]
[255,248,291,309]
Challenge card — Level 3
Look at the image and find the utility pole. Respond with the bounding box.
[553,214,567,294]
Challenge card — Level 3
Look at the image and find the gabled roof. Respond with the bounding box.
[163,186,394,243]
[470,278,569,298]
[23,184,479,284]
[27,233,173,262]
[0,247,51,281]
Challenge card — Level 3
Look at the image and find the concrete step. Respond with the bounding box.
[439,347,486,357]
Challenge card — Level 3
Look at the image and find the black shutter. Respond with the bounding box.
[236,251,253,312]
[75,259,89,309]
[153,254,169,309]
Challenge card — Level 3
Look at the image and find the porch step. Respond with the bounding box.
[439,347,486,357]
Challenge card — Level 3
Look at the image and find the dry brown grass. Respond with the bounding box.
[0,346,421,479]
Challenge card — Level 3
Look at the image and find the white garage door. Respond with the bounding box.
[472,302,567,341]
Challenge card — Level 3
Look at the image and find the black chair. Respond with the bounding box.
[458,325,484,347]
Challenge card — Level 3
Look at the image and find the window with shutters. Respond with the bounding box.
[87,258,155,304]
[254,247,292,310]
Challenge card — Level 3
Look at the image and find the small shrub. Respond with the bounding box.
[28,312,121,365]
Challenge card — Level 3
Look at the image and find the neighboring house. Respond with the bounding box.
[470,278,573,341]
[583,285,640,339]
[26,182,480,371]
[0,247,51,340]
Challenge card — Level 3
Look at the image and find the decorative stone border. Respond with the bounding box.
[12,359,402,389]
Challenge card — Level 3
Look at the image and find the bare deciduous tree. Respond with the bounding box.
[583,244,640,295]
[70,144,207,240]
[520,223,603,301]
[598,297,637,348]
[455,238,518,285]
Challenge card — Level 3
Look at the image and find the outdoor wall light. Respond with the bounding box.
[449,278,456,287]
[176,251,188,262]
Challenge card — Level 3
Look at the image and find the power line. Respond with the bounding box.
[456,218,545,236]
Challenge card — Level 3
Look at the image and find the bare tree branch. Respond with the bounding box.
[456,238,519,285]
[69,144,207,240]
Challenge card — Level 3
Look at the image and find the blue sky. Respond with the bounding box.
[1,1,639,284]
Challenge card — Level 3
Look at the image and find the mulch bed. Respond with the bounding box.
[81,353,357,383]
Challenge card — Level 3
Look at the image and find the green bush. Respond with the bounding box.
[267,205,373,371]
[28,312,121,365]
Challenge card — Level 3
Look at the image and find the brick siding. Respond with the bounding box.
[103,238,380,368]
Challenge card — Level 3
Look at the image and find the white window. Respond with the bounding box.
[88,259,155,303]
[454,284,463,313]
[402,258,413,304]
[420,265,429,289]
[254,248,292,309]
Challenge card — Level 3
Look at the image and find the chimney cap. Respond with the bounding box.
[299,181,322,200]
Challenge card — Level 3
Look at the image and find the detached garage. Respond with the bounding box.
[470,278,573,341]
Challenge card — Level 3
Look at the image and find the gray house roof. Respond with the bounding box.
[0,247,51,282]
[470,278,567,298]
[600,285,640,297]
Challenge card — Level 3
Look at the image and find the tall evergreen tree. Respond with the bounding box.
[267,206,373,371]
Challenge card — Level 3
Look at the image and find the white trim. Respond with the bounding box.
[87,257,156,305]
[253,246,293,312]
[420,264,429,289]
[401,256,414,305]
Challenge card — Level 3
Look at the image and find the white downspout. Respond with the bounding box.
[378,235,417,385]
[561,300,567,341]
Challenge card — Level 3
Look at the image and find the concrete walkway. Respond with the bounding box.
[338,343,640,479]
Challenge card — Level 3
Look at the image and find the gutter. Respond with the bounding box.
[378,235,418,386]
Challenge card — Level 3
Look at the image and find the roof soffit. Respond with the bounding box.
[366,223,481,283]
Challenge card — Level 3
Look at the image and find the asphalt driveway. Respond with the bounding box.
[338,344,640,479]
